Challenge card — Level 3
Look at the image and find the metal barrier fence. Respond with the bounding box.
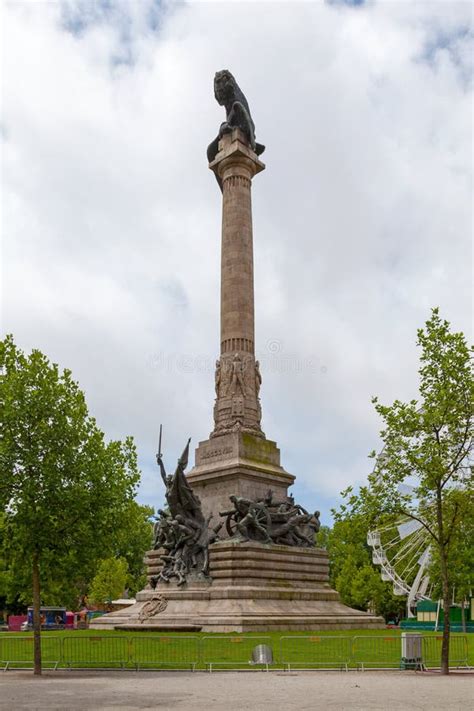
[0,634,470,671]
[352,636,401,670]
[0,636,62,670]
[422,635,469,669]
[63,636,129,668]
[280,636,351,671]
[201,636,273,671]
[130,636,199,670]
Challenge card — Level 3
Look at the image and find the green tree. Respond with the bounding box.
[0,500,153,611]
[350,564,387,614]
[428,489,474,631]
[0,515,11,616]
[88,557,129,608]
[368,309,473,674]
[315,524,330,550]
[0,336,140,674]
[112,501,153,597]
[324,510,404,621]
[335,556,360,607]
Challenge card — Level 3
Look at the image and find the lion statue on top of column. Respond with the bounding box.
[207,70,265,189]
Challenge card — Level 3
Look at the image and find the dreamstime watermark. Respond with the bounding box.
[146,339,328,375]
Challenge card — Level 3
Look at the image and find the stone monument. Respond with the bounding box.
[188,70,294,523]
[92,71,383,632]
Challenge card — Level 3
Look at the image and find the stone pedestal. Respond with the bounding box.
[187,431,294,531]
[91,542,383,632]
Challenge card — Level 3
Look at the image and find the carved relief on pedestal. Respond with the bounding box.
[138,595,168,622]
[214,359,221,396]
[254,359,263,423]
[228,353,246,396]
[231,396,244,417]
[255,360,262,396]
[211,351,264,439]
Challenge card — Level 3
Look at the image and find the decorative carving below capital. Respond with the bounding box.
[210,420,265,440]
[221,338,254,354]
[223,174,251,190]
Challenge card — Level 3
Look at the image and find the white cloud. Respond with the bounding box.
[2,0,472,522]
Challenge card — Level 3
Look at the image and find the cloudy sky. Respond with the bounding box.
[2,0,472,523]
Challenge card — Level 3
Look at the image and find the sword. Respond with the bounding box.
[157,424,163,459]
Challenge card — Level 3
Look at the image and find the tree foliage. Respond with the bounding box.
[428,488,474,609]
[0,335,141,672]
[88,557,129,607]
[364,309,473,673]
[318,512,405,621]
[0,500,153,610]
[112,501,153,597]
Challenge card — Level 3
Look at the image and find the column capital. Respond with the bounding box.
[209,128,265,183]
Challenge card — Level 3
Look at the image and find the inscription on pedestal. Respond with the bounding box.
[201,446,233,461]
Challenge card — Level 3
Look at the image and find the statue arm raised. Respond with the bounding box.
[156,454,168,487]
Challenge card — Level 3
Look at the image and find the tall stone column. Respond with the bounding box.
[187,128,294,527]
[210,128,264,439]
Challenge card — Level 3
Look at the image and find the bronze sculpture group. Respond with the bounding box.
[221,492,320,547]
[152,439,320,587]
[151,440,220,587]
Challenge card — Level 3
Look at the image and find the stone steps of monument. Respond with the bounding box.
[145,545,329,559]
[116,624,202,632]
[146,567,163,576]
[137,589,212,601]
[210,548,329,565]
[109,615,383,633]
[210,570,329,584]
[210,542,329,559]
[90,587,385,632]
[209,550,329,565]
[145,547,329,566]
[145,567,329,580]
[208,587,340,601]
[146,565,329,581]
[209,559,328,576]
[136,586,340,602]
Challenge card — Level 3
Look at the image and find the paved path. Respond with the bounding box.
[0,670,472,710]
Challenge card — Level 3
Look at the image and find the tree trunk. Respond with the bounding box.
[439,550,450,675]
[436,488,450,675]
[32,550,42,676]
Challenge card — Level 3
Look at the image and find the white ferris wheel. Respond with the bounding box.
[367,445,473,618]
[366,442,433,618]
[367,519,432,617]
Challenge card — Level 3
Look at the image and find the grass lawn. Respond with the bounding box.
[1,629,472,670]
